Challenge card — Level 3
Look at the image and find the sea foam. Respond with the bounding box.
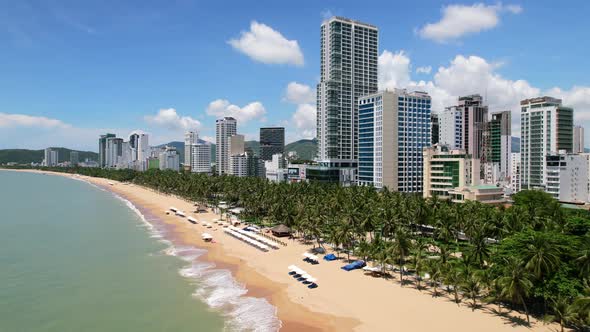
[103,186,282,332]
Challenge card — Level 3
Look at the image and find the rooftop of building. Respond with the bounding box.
[520,96,562,106]
[323,16,378,29]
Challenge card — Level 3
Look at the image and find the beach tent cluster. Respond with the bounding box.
[224,228,270,251]
[288,265,318,289]
[302,253,319,264]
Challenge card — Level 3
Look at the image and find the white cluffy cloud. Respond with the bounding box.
[206,99,266,123]
[418,3,523,43]
[0,113,71,129]
[144,108,201,131]
[284,81,316,139]
[377,49,590,139]
[228,21,304,66]
[416,66,432,74]
[284,81,316,104]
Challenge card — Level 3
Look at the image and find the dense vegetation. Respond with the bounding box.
[0,148,97,164]
[9,166,590,330]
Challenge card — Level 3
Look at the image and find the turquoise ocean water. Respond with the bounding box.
[0,171,280,332]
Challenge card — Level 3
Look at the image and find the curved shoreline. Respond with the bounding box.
[5,169,354,331]
[4,169,561,332]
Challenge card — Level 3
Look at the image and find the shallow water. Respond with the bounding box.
[0,171,279,332]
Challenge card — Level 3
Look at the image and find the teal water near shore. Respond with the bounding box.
[0,171,225,332]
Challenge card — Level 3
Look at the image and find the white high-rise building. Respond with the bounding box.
[229,154,248,177]
[438,107,463,148]
[314,16,378,184]
[545,152,588,203]
[439,95,488,160]
[510,153,521,193]
[191,142,211,174]
[185,131,198,169]
[105,137,124,168]
[357,89,431,192]
[215,117,237,175]
[520,97,574,189]
[44,148,59,167]
[574,125,585,153]
[159,146,180,171]
[129,131,149,171]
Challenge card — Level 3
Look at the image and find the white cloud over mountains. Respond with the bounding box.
[144,108,201,131]
[284,81,316,139]
[418,3,522,43]
[377,50,590,137]
[206,99,266,123]
[229,21,304,66]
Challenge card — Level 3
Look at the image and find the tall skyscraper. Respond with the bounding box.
[520,96,574,189]
[70,151,79,166]
[314,16,378,184]
[574,125,585,153]
[185,131,198,170]
[129,131,149,171]
[488,111,512,181]
[44,148,59,167]
[357,89,431,192]
[260,127,285,161]
[215,117,237,175]
[105,137,124,168]
[99,133,116,168]
[191,143,211,174]
[440,95,489,160]
[438,107,463,148]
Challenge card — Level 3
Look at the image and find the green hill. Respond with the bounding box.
[0,148,98,164]
[285,138,317,160]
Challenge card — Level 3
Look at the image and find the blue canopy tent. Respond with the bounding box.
[341,260,366,271]
[323,253,337,261]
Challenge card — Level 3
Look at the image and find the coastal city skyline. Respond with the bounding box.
[2,1,590,151]
[2,3,590,331]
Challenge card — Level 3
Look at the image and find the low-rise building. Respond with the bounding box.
[448,185,506,204]
[423,145,479,200]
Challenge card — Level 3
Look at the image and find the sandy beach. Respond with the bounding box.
[9,169,559,332]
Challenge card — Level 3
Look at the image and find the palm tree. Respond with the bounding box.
[522,231,563,280]
[390,226,413,285]
[575,234,590,278]
[427,258,443,297]
[445,265,463,305]
[498,257,534,324]
[461,273,482,311]
[546,296,576,332]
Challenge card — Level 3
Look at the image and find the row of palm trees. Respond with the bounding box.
[30,166,590,330]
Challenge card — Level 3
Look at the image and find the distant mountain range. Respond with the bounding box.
[0,148,98,164]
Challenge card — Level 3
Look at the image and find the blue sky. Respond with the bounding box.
[1,0,589,151]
